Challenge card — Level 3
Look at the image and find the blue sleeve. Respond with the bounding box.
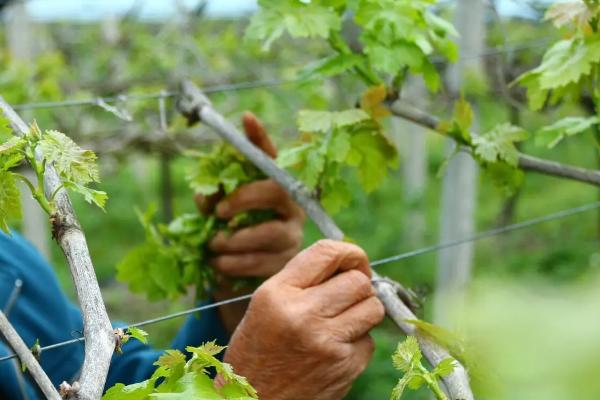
[0,231,230,398]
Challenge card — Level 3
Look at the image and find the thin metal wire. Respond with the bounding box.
[1,200,598,363]
[9,39,550,113]
[370,201,600,267]
[11,79,298,112]
[0,294,254,363]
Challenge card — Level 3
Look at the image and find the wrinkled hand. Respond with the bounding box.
[194,112,305,333]
[224,240,385,400]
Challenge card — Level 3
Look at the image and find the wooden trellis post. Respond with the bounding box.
[434,0,485,328]
[5,1,51,259]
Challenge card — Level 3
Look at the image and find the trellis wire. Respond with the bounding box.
[11,79,297,111]
[0,200,598,363]
[10,38,549,113]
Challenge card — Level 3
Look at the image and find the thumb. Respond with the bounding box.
[242,112,277,159]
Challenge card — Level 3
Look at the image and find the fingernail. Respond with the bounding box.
[217,201,229,217]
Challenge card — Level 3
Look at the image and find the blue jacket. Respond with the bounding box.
[0,232,229,399]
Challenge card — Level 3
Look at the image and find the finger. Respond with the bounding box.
[274,240,371,289]
[304,269,374,318]
[212,249,297,278]
[330,296,385,343]
[216,180,303,220]
[194,192,222,215]
[242,112,277,158]
[209,220,302,254]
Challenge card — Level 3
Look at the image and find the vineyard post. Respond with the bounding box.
[434,0,485,328]
[178,80,475,400]
[0,99,115,400]
[5,1,51,259]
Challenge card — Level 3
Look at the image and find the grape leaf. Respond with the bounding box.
[299,146,326,188]
[392,336,422,372]
[473,123,528,167]
[62,181,108,210]
[246,0,341,50]
[0,171,22,234]
[347,129,398,192]
[536,116,599,148]
[517,37,600,109]
[439,98,474,143]
[38,129,100,185]
[297,109,370,133]
[300,53,365,80]
[0,113,12,143]
[276,143,313,168]
[105,344,257,399]
[431,358,456,379]
[391,335,454,400]
[102,379,156,400]
[354,0,454,85]
[545,2,590,28]
[155,350,186,370]
[187,144,263,196]
[0,137,25,156]
[117,244,171,301]
[391,371,422,400]
[126,327,149,345]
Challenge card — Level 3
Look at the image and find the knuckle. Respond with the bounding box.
[372,298,386,324]
[253,284,301,329]
[344,270,372,297]
[313,239,338,253]
[305,334,348,360]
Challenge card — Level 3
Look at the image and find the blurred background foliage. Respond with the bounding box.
[1,1,600,398]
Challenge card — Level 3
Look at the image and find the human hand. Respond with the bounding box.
[224,240,385,400]
[194,112,305,333]
[195,112,305,279]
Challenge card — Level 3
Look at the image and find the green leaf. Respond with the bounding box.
[347,129,398,192]
[473,123,528,167]
[155,350,186,370]
[0,171,22,234]
[0,137,26,156]
[246,0,341,50]
[126,327,149,344]
[297,109,370,133]
[117,244,169,301]
[299,146,326,188]
[328,130,351,162]
[536,116,599,148]
[390,371,419,400]
[62,181,108,210]
[276,143,313,168]
[300,53,365,79]
[321,177,352,214]
[0,113,12,143]
[517,37,600,109]
[102,379,157,400]
[187,144,263,196]
[39,130,100,185]
[545,2,590,28]
[150,372,222,399]
[432,358,456,378]
[392,336,422,373]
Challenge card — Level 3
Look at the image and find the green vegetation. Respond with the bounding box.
[1,0,600,398]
